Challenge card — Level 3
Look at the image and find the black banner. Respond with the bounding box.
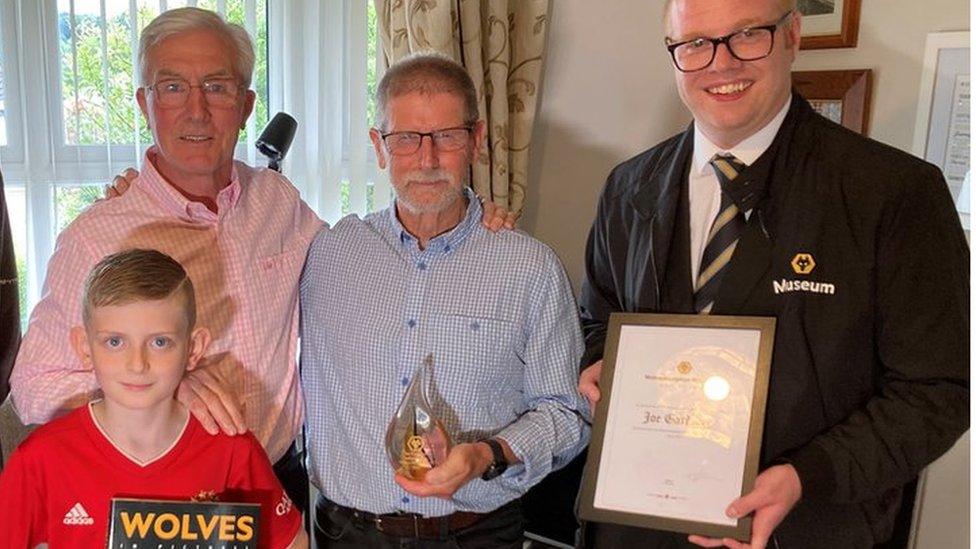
[107,498,260,548]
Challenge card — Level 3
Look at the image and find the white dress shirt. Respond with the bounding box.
[688,96,792,285]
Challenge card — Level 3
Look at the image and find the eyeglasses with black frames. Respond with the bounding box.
[380,127,474,156]
[665,10,794,73]
[146,77,245,108]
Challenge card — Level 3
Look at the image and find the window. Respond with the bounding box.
[2,0,382,327]
[268,0,390,224]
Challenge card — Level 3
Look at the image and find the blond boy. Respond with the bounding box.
[0,249,307,548]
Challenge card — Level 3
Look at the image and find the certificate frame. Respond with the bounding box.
[791,69,872,135]
[910,31,970,237]
[798,0,861,50]
[579,313,776,540]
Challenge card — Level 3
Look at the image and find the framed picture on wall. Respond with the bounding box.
[797,0,861,49]
[911,31,970,235]
[791,69,872,134]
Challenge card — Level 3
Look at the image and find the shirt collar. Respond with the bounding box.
[386,187,482,254]
[140,146,243,223]
[692,94,792,176]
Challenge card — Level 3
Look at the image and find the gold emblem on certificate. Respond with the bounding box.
[385,354,452,480]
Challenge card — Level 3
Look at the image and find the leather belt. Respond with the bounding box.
[317,496,511,539]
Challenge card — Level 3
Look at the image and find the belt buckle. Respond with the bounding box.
[374,514,421,538]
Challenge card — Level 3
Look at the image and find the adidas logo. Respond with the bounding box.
[62,502,94,526]
[276,492,294,516]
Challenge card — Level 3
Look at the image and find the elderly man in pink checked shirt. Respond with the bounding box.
[9,7,512,514]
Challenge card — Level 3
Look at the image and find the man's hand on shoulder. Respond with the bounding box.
[393,442,494,499]
[177,351,247,436]
[102,167,139,199]
[579,360,603,416]
[688,464,802,549]
[479,197,519,232]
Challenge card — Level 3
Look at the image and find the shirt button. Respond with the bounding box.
[470,322,480,331]
[444,244,452,253]
[418,262,427,271]
[407,319,417,328]
[401,377,409,386]
[401,497,410,504]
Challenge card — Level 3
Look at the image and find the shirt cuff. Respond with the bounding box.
[494,413,589,488]
[495,421,553,487]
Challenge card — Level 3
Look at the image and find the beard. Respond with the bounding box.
[393,168,467,215]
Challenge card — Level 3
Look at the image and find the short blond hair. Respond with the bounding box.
[82,249,196,329]
[663,0,797,36]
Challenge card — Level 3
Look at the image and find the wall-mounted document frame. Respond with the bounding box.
[792,69,872,135]
[798,0,861,49]
[579,313,776,541]
[911,31,970,237]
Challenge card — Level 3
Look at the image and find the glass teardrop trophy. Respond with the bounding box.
[385,354,452,480]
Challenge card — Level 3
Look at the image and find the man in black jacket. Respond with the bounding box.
[0,170,18,402]
[577,0,969,548]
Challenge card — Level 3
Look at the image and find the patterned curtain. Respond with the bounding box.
[375,0,550,214]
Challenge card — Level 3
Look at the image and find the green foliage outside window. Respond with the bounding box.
[366,0,378,129]
[55,185,102,233]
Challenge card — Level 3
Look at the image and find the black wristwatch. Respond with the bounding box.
[479,438,508,481]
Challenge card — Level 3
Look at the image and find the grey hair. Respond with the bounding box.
[375,51,479,131]
[138,7,254,87]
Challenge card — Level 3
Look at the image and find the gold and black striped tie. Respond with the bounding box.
[694,154,747,314]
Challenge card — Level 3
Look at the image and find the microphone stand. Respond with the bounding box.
[256,112,298,172]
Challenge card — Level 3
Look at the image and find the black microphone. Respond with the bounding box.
[256,112,298,172]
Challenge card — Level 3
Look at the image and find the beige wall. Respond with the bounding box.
[524,0,683,291]
[524,0,970,290]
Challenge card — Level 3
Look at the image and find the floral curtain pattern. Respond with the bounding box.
[375,0,550,214]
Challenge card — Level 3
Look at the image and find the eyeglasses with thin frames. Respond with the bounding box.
[665,10,795,73]
[145,77,245,108]
[380,127,473,156]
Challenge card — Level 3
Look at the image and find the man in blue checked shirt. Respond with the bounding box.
[299,52,591,548]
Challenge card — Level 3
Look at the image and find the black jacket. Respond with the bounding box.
[0,170,18,402]
[579,97,969,546]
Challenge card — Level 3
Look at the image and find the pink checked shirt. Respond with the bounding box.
[10,149,324,461]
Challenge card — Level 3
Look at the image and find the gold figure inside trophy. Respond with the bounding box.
[385,354,452,480]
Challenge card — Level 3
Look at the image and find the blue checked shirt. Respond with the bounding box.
[300,189,590,516]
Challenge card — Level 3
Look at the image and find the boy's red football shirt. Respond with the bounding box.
[0,404,301,548]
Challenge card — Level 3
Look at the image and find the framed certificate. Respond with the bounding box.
[579,313,775,540]
[798,0,861,50]
[910,31,970,238]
